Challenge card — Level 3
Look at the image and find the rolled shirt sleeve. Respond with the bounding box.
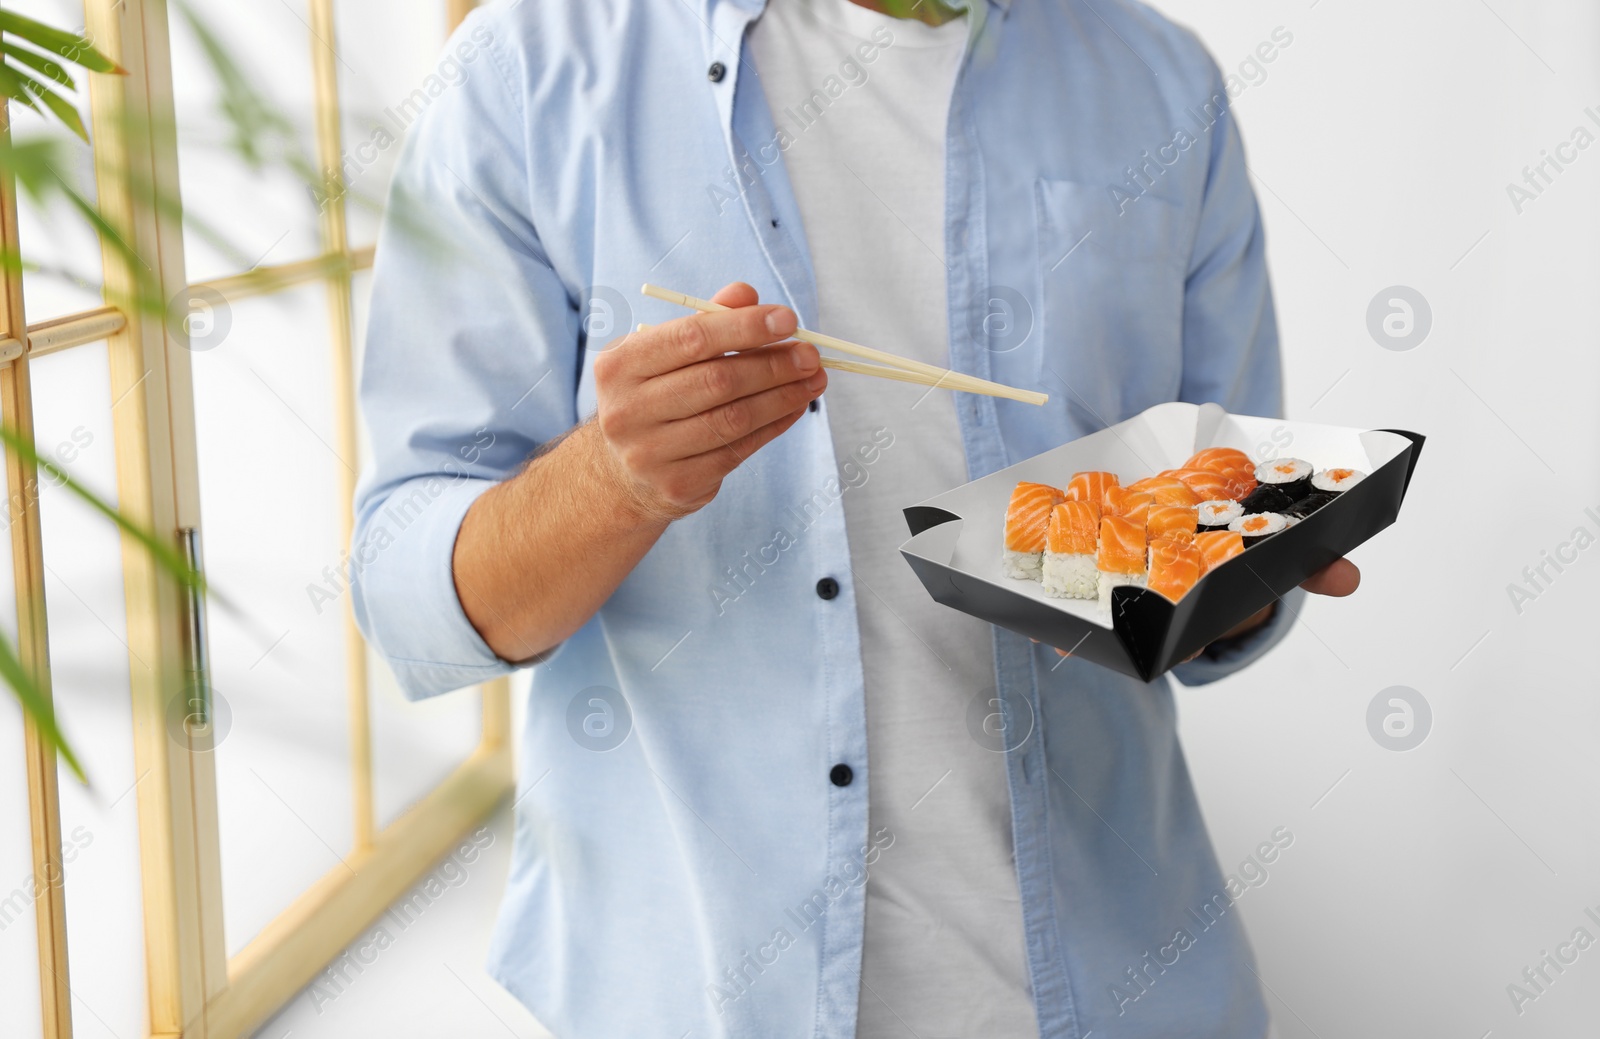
[350,10,578,699]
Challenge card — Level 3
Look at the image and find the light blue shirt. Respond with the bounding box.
[351,1,1306,1036]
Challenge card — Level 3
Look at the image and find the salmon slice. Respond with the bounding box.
[1005,481,1065,553]
[1103,486,1154,527]
[1066,471,1120,508]
[1146,504,1197,542]
[1127,475,1201,507]
[1194,530,1245,572]
[1219,466,1257,499]
[1161,467,1234,501]
[1047,500,1100,555]
[1097,514,1147,575]
[1186,447,1253,472]
[1148,539,1204,602]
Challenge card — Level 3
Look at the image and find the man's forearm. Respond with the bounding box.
[451,418,669,663]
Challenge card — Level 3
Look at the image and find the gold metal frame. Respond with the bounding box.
[4,1,508,1036]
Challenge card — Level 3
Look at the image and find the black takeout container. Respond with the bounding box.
[899,403,1424,682]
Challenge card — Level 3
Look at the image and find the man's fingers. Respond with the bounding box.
[663,370,826,456]
[675,403,810,483]
[709,281,760,308]
[1301,557,1360,597]
[624,302,799,378]
[646,341,823,420]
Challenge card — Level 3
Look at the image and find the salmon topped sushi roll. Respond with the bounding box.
[1219,467,1257,499]
[1066,470,1120,509]
[1003,481,1065,580]
[1194,530,1245,572]
[1042,501,1101,600]
[1148,539,1204,603]
[1097,514,1148,609]
[1104,486,1154,527]
[1146,504,1198,544]
[1162,467,1234,502]
[1127,475,1201,507]
[1186,447,1253,473]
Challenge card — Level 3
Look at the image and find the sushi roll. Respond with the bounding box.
[1126,475,1201,508]
[1148,539,1204,603]
[1312,467,1366,494]
[1184,448,1257,499]
[1146,504,1198,545]
[1195,499,1243,533]
[1254,458,1314,501]
[1161,467,1234,502]
[1238,483,1294,515]
[1097,514,1148,610]
[1066,470,1120,508]
[1229,511,1288,545]
[1194,530,1245,572]
[1185,447,1254,473]
[1220,467,1257,500]
[1042,501,1100,600]
[1104,487,1154,527]
[1283,490,1337,522]
[1003,481,1064,580]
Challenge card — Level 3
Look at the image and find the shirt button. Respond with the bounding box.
[816,576,839,600]
[830,763,853,787]
[707,61,726,82]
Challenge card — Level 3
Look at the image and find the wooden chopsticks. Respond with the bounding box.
[640,284,1049,406]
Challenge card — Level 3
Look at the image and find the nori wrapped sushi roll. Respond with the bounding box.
[1311,467,1366,494]
[1283,490,1337,521]
[1229,512,1288,545]
[1254,458,1314,501]
[1196,499,1243,533]
[1238,483,1293,515]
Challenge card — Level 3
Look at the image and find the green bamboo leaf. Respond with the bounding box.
[0,10,124,75]
[0,63,43,113]
[0,134,62,198]
[2,41,73,90]
[0,425,202,597]
[0,635,86,784]
[24,77,89,142]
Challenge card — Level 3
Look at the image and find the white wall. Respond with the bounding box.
[1148,2,1600,1037]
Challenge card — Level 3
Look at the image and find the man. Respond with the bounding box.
[351,0,1357,1035]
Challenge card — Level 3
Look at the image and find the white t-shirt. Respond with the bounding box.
[749,2,1038,1035]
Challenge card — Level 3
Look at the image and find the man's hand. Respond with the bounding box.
[592,282,826,522]
[452,282,824,663]
[1041,557,1362,661]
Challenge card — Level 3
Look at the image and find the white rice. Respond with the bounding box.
[1228,512,1288,538]
[1311,467,1366,493]
[1196,499,1243,528]
[1097,569,1147,612]
[1042,551,1098,599]
[1254,457,1312,485]
[1002,548,1044,581]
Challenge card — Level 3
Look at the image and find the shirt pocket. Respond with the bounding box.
[1033,177,1187,427]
